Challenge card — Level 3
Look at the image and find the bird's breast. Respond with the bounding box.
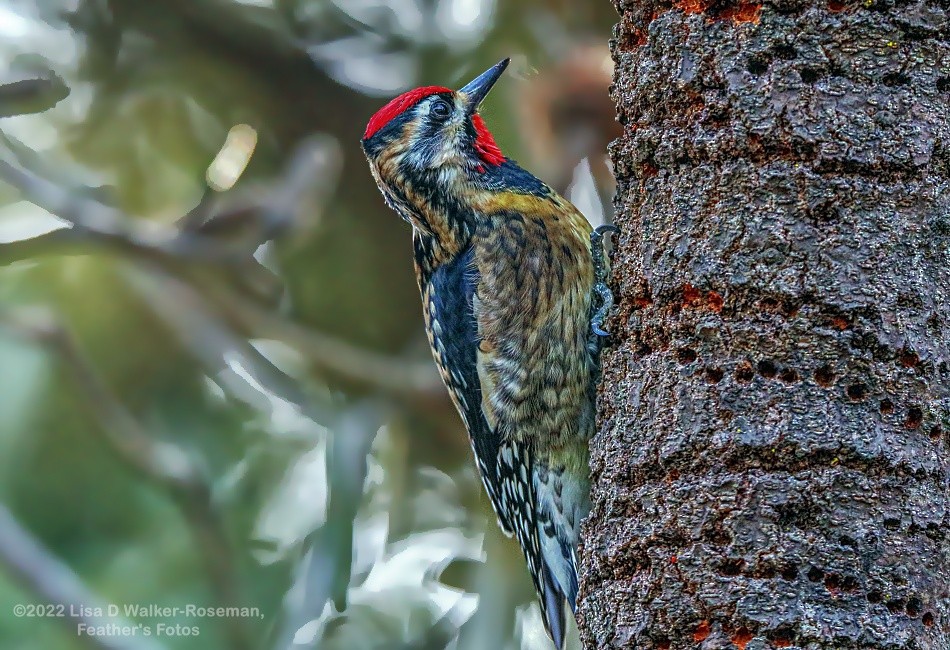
[473,210,597,448]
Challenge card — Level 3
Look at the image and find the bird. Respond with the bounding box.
[361,57,615,649]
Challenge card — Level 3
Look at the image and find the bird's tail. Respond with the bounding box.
[539,563,569,650]
[533,457,588,649]
[499,441,584,649]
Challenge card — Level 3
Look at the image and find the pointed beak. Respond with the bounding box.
[459,57,510,115]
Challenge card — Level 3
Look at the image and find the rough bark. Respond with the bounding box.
[579,0,950,647]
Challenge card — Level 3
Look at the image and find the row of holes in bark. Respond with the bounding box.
[674,350,943,440]
[678,596,934,649]
[655,624,763,650]
[642,285,944,436]
[753,66,950,92]
[747,50,950,94]
[720,558,936,605]
[661,288,930,374]
[750,298,927,374]
[804,565,935,625]
[668,560,940,649]
[653,548,941,648]
[621,0,933,53]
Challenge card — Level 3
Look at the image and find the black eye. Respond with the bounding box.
[430,99,451,119]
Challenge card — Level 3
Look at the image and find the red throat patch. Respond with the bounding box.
[363,86,451,140]
[471,114,505,167]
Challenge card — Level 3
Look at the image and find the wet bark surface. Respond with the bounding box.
[578,0,950,647]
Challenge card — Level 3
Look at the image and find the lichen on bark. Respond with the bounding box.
[579,0,950,647]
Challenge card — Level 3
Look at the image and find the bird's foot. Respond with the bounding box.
[589,224,618,338]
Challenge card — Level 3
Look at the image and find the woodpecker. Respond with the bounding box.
[361,58,614,648]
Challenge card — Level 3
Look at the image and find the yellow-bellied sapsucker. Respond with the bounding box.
[361,58,615,649]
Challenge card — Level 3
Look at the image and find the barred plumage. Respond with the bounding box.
[361,58,613,649]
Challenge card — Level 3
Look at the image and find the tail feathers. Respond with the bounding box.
[539,564,568,650]
[532,457,588,647]
[497,442,582,648]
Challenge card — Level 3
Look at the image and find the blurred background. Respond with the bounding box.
[0,1,618,648]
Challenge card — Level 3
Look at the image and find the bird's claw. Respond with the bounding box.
[589,224,618,339]
[594,223,620,236]
[590,282,614,338]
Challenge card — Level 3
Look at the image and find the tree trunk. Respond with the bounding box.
[578,0,950,647]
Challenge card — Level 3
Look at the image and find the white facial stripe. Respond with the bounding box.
[402,96,468,170]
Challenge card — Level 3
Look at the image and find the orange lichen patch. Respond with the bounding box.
[682,283,702,306]
[773,638,792,648]
[732,627,753,649]
[685,94,706,118]
[632,280,653,308]
[717,3,762,23]
[831,316,849,330]
[618,15,647,50]
[680,284,725,313]
[828,0,847,10]
[899,349,920,367]
[630,28,647,47]
[674,0,711,14]
[693,620,711,642]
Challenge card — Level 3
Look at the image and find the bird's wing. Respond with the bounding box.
[422,229,571,648]
[420,244,512,535]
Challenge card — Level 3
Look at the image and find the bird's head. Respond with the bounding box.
[361,58,510,232]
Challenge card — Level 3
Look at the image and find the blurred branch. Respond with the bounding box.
[0,140,243,264]
[178,134,340,252]
[145,0,319,82]
[0,233,444,402]
[0,228,90,265]
[0,310,252,650]
[319,407,381,610]
[0,70,69,117]
[99,0,372,149]
[0,502,166,650]
[1,309,205,487]
[126,263,334,427]
[0,129,116,202]
[201,279,444,401]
